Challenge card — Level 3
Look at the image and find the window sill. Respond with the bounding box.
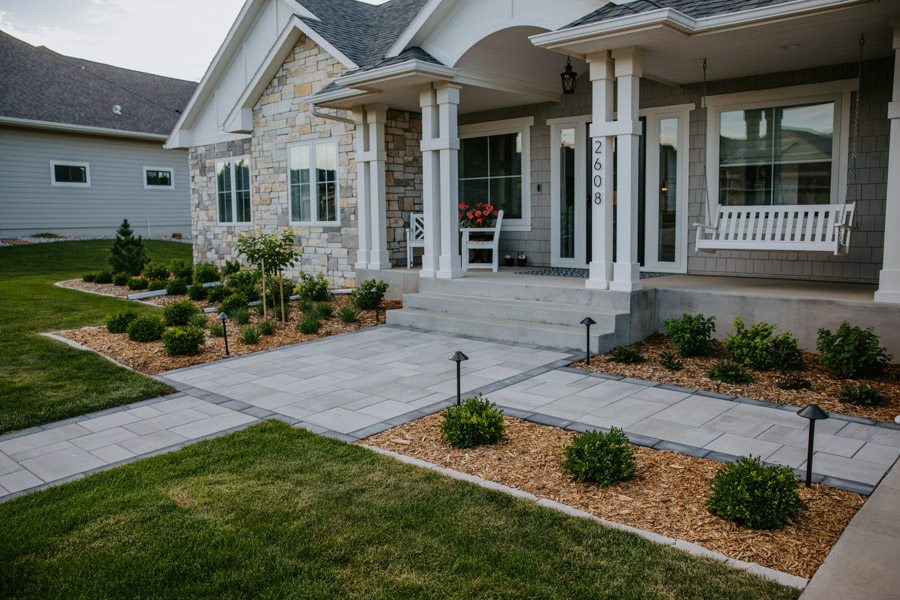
[290,221,341,228]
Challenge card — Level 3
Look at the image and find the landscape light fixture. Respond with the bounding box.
[216,312,230,356]
[580,317,596,365]
[449,351,469,406]
[561,57,577,95]
[797,403,828,488]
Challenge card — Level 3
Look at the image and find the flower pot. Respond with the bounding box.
[504,256,514,267]
[516,257,527,267]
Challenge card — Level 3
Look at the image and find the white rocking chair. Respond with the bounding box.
[406,213,424,269]
[461,210,504,272]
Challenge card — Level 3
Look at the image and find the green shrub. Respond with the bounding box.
[209,322,225,337]
[338,307,360,323]
[238,325,261,345]
[166,278,189,296]
[724,318,801,371]
[663,314,716,357]
[258,319,277,336]
[207,284,232,304]
[127,316,165,342]
[193,262,221,284]
[127,277,148,291]
[230,306,250,325]
[351,279,388,310]
[108,218,149,276]
[217,293,248,316]
[707,456,802,530]
[294,272,330,302]
[105,310,139,334]
[438,394,505,449]
[169,258,193,283]
[297,314,321,334]
[777,373,812,391]
[82,272,97,282]
[188,283,208,301]
[562,427,636,487]
[659,351,683,371]
[767,335,804,374]
[816,321,891,379]
[312,302,333,320]
[148,279,167,292]
[707,360,753,385]
[143,262,170,281]
[112,272,129,286]
[296,298,314,314]
[93,271,113,284]
[839,383,885,407]
[607,347,646,364]
[162,299,200,326]
[162,326,205,356]
[226,268,261,300]
[189,312,209,329]
[222,260,241,277]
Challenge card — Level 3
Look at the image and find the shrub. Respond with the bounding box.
[209,322,225,337]
[663,313,716,357]
[294,272,330,302]
[238,325,261,345]
[226,269,261,301]
[105,310,139,334]
[438,395,505,449]
[163,326,205,356]
[143,262,170,281]
[724,318,801,371]
[127,277,148,291]
[777,373,812,391]
[312,302,333,320]
[188,283,208,301]
[562,428,636,487]
[162,299,200,326]
[297,314,321,334]
[230,306,250,325]
[338,307,360,323]
[217,293,248,316]
[148,279,168,292]
[93,271,113,284]
[207,284,232,304]
[816,321,891,379]
[257,319,277,336]
[607,347,646,364]
[166,278,189,296]
[222,260,241,277]
[659,351,683,371]
[767,335,804,374]
[351,279,388,310]
[839,383,885,407]
[707,456,802,529]
[189,312,209,329]
[108,218,148,276]
[193,262,220,284]
[112,272,129,286]
[169,259,193,283]
[296,298,314,314]
[82,272,97,282]
[127,316,165,342]
[707,360,753,385]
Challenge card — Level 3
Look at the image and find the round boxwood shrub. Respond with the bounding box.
[162,299,200,326]
[188,283,208,301]
[127,277,149,291]
[143,262,170,281]
[93,271,113,284]
[294,272,330,302]
[193,262,220,284]
[662,313,716,357]
[816,321,891,379]
[207,284,232,304]
[165,278,189,296]
[350,279,388,310]
[169,258,193,283]
[724,318,802,371]
[112,272,129,287]
[162,326,206,356]
[82,272,97,283]
[148,279,168,292]
[562,427,636,487]
[438,394,505,449]
[707,455,802,530]
[217,293,248,316]
[105,309,139,334]
[127,316,165,342]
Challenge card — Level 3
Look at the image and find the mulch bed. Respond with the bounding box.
[363,413,866,579]
[572,334,900,423]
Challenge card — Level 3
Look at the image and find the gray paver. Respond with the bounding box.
[0,423,91,456]
[7,440,74,462]
[80,411,140,432]
[653,396,732,427]
[704,413,773,438]
[89,444,136,464]
[0,452,20,476]
[169,413,257,439]
[358,400,420,421]
[123,409,209,436]
[703,433,782,461]
[586,397,667,428]
[628,418,722,448]
[0,469,43,493]
[804,453,887,486]
[21,447,106,482]
[118,430,189,454]
[69,427,138,452]
[628,386,692,405]
[758,425,866,457]
[302,408,385,435]
[852,442,900,466]
[837,423,900,448]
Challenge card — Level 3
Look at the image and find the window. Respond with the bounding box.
[216,156,251,223]
[288,140,338,225]
[50,161,90,187]
[144,167,174,189]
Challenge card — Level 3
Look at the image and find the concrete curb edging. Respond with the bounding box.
[54,281,160,306]
[39,331,136,371]
[361,444,809,591]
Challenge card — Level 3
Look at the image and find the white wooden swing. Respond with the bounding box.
[694,40,863,256]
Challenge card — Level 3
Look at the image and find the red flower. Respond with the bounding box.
[459,203,466,210]
[475,211,482,217]
[493,210,499,216]
[485,205,493,212]
[458,213,462,219]
[477,218,483,224]
[467,211,474,218]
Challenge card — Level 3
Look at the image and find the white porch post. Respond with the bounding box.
[875,24,900,303]
[435,82,464,279]
[419,84,440,278]
[353,106,371,270]
[586,52,615,290]
[366,105,391,270]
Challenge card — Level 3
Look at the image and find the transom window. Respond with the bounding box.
[50,161,90,186]
[288,140,338,225]
[216,156,251,223]
[144,167,173,189]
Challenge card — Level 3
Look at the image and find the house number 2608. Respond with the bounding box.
[593,139,603,205]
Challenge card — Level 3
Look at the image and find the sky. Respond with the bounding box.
[0,0,388,82]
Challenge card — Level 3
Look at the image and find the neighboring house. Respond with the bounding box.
[0,31,196,238]
[166,0,900,353]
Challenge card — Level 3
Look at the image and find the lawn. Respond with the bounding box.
[0,421,799,599]
[0,240,191,433]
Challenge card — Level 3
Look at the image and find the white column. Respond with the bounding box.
[353,106,371,270]
[435,82,464,279]
[610,47,644,292]
[586,52,615,290]
[875,25,900,303]
[419,84,440,278]
[366,105,391,270]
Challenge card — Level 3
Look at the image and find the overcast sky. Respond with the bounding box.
[0,0,387,82]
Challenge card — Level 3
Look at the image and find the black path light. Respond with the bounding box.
[450,351,469,406]
[580,317,596,365]
[217,312,230,356]
[798,404,829,488]
[561,56,577,95]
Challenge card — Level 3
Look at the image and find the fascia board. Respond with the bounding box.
[337,61,456,88]
[1,116,168,142]
[301,87,370,104]
[293,18,359,69]
[282,0,319,21]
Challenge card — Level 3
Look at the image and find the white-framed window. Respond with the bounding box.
[288,140,339,225]
[458,117,533,231]
[216,156,251,224]
[143,167,174,189]
[706,80,854,207]
[50,161,90,187]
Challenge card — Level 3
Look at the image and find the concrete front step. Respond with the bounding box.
[419,277,632,311]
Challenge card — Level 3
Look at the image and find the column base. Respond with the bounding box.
[367,251,392,271]
[419,268,436,279]
[437,255,464,279]
[874,269,900,304]
[610,262,642,292]
[585,260,612,290]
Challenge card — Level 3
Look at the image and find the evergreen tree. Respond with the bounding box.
[109,219,149,276]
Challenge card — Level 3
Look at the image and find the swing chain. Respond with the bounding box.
[700,58,712,227]
[840,34,864,248]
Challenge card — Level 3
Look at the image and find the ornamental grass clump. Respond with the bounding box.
[438,395,505,449]
[607,347,646,364]
[816,321,891,379]
[257,319,277,336]
[162,327,205,357]
[562,428,636,487]
[230,306,250,325]
[189,312,209,329]
[105,310,139,334]
[662,313,716,357]
[338,307,360,323]
[707,455,802,530]
[162,299,200,327]
[312,302,333,320]
[659,351,683,371]
[209,322,225,337]
[127,316,165,343]
[238,325,261,345]
[297,314,321,334]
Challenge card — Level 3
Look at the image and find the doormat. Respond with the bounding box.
[514,268,670,279]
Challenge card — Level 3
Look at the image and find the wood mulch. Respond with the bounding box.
[572,334,900,423]
[363,413,866,579]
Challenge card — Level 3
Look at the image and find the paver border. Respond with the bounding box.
[53,280,160,306]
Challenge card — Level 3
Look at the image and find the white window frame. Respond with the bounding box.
[705,80,855,208]
[215,155,252,225]
[143,166,174,189]
[287,139,341,226]
[548,115,591,268]
[50,161,90,187]
[458,116,533,232]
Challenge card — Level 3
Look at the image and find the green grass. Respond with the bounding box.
[0,422,798,600]
[0,240,190,433]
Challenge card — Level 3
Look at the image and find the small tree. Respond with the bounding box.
[234,228,302,320]
[109,219,148,276]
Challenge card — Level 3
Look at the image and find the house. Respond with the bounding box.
[166,0,900,355]
[0,31,196,239]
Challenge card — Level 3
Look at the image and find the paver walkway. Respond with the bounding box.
[2,326,898,503]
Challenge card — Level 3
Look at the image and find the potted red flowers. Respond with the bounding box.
[458,202,499,228]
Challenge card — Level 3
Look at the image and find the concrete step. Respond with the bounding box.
[419,276,632,311]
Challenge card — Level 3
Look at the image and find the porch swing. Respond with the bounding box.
[694,37,864,256]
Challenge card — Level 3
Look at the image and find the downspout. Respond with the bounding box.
[310,103,356,126]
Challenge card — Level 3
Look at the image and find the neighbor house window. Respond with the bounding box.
[216,156,251,223]
[144,167,174,188]
[288,140,338,225]
[50,161,90,186]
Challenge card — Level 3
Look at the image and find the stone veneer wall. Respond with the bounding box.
[384,110,423,266]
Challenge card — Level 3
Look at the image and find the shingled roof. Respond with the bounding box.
[564,0,802,29]
[0,30,196,137]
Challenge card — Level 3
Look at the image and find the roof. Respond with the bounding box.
[564,0,802,29]
[0,30,196,137]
